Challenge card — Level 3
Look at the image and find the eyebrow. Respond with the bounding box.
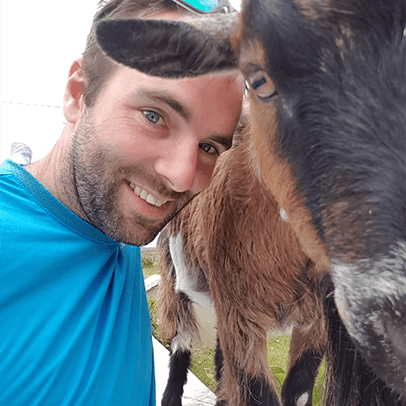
[136,88,190,120]
[135,88,234,150]
[211,135,233,150]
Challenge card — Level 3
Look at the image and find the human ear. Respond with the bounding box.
[63,59,86,123]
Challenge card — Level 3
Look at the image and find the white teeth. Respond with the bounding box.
[131,183,166,207]
[146,194,156,205]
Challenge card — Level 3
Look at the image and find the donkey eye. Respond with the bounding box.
[247,70,277,100]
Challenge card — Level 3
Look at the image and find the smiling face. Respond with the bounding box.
[70,65,243,245]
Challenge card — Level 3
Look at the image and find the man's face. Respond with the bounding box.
[71,64,243,245]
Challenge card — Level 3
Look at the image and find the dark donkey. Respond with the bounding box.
[232,0,406,398]
[95,0,406,401]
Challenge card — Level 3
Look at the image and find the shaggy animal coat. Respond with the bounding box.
[158,124,329,406]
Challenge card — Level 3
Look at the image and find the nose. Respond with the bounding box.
[155,138,199,194]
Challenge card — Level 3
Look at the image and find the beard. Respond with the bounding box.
[66,109,193,246]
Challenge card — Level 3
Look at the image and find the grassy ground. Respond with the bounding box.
[142,252,325,404]
[142,250,160,279]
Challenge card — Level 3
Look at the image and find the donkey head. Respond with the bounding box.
[96,1,406,395]
[233,0,406,396]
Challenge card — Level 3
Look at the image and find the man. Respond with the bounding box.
[0,0,243,404]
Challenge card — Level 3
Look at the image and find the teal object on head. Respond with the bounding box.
[172,0,234,13]
[188,0,219,12]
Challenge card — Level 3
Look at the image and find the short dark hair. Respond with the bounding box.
[82,0,179,107]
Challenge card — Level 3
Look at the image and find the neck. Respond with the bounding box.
[25,126,89,222]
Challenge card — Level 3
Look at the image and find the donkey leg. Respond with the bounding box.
[216,316,281,406]
[161,338,192,406]
[281,326,325,406]
[235,339,282,406]
[214,336,276,406]
[214,336,227,406]
[161,291,198,406]
[158,231,200,406]
[241,372,282,406]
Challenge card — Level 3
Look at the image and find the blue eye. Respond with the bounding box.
[143,110,162,124]
[200,143,219,155]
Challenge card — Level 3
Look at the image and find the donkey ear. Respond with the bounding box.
[95,14,238,78]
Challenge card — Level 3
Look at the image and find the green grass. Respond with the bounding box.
[142,251,160,279]
[143,252,325,404]
[190,346,217,392]
[267,335,291,393]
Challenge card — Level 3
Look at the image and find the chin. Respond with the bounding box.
[118,218,165,247]
[110,228,158,247]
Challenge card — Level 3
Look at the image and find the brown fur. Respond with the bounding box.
[158,123,328,405]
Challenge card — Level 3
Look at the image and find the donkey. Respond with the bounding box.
[157,119,330,406]
[96,0,406,399]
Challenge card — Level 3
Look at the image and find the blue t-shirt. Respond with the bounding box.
[0,159,156,406]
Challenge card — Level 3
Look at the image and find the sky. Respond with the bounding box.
[1,0,240,247]
[1,0,101,163]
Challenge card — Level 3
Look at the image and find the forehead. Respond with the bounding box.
[97,64,243,135]
[106,64,243,101]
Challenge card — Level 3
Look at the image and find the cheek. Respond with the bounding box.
[110,139,154,167]
[98,111,156,152]
[105,127,159,167]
